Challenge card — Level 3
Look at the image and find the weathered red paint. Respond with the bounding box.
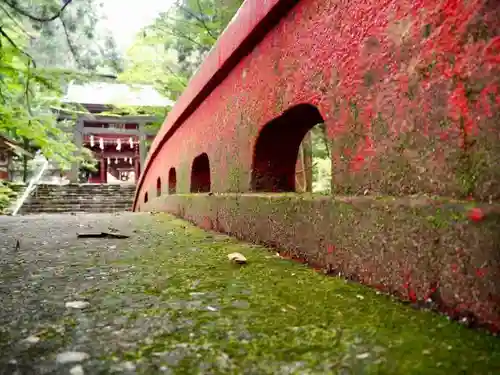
[326,244,335,254]
[136,0,499,203]
[468,207,485,222]
[135,0,500,331]
[135,0,294,201]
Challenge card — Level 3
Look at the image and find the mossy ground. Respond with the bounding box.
[99,214,500,374]
[1,213,499,374]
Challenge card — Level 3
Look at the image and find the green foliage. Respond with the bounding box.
[119,0,244,100]
[309,123,332,194]
[118,29,187,100]
[0,180,17,213]
[0,0,122,171]
[21,0,123,72]
[99,104,170,135]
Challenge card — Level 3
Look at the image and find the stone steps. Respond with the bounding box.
[25,201,133,207]
[23,206,132,213]
[19,184,136,214]
[26,197,134,202]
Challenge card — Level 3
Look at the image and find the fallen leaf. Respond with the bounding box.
[228,252,247,264]
[65,301,90,309]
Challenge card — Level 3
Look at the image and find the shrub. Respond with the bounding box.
[0,181,17,214]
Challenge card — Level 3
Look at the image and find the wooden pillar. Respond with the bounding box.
[69,118,83,183]
[0,151,9,180]
[302,132,313,193]
[134,155,140,180]
[295,132,313,193]
[100,156,106,183]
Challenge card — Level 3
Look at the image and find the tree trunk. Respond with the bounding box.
[302,131,313,193]
[319,123,330,157]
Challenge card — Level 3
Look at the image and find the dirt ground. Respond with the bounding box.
[1,213,499,375]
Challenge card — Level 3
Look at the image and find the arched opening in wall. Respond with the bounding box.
[156,177,162,197]
[190,153,211,193]
[251,104,331,193]
[144,192,149,203]
[168,167,177,194]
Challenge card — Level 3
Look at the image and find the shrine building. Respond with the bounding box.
[54,81,174,184]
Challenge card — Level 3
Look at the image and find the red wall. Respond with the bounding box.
[134,0,500,331]
[135,0,499,206]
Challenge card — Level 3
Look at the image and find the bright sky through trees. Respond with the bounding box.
[100,0,176,52]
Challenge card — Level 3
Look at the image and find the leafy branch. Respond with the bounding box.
[2,0,73,22]
[0,25,36,67]
[175,0,218,41]
[59,15,83,68]
[0,3,33,38]
[0,25,36,117]
[0,0,123,177]
[152,24,206,49]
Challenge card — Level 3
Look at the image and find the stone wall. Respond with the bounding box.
[134,0,500,332]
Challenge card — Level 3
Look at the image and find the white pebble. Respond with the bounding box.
[70,365,85,375]
[56,351,89,364]
[122,362,136,371]
[22,335,40,344]
[356,352,370,359]
[65,301,90,309]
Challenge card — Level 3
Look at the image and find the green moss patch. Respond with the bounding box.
[101,214,500,374]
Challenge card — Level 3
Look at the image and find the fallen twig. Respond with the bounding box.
[76,232,130,239]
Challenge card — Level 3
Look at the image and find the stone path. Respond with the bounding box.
[1,213,499,374]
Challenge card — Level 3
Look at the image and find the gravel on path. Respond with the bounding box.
[1,212,499,375]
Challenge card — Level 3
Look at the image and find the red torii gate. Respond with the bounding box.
[134,0,500,332]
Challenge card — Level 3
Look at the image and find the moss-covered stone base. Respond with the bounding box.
[142,193,500,332]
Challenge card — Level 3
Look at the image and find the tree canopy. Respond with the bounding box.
[119,0,244,100]
[1,0,245,170]
[0,0,121,171]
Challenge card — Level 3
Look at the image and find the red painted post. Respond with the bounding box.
[100,156,106,184]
